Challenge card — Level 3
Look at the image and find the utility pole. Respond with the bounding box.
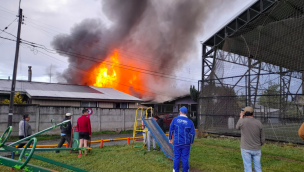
[8,7,23,127]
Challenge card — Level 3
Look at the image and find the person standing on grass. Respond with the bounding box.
[17,114,32,148]
[77,109,91,157]
[236,106,265,172]
[12,114,32,159]
[169,106,195,172]
[154,115,166,134]
[56,113,73,153]
[12,114,32,162]
[146,116,158,151]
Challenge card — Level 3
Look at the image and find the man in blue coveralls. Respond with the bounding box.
[169,106,195,172]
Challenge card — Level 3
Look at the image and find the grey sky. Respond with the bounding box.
[0,0,254,99]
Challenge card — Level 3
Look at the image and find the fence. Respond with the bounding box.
[0,104,146,136]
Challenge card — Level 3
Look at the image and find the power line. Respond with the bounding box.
[15,15,203,75]
[0,7,17,16]
[0,6,202,75]
[22,45,168,97]
[20,40,199,83]
[0,8,202,82]
[24,21,203,75]
[0,17,17,35]
[0,35,199,84]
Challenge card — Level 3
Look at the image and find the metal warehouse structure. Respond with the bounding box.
[198,0,304,143]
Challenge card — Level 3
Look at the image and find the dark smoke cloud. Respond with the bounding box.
[101,0,148,46]
[51,0,224,100]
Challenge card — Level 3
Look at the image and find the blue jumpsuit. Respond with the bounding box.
[169,115,195,172]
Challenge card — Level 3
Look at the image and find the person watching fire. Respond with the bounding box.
[77,109,91,157]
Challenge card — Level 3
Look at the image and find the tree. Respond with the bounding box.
[258,82,282,109]
[190,85,198,102]
[0,92,27,104]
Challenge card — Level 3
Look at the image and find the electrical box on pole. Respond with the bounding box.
[7,8,23,127]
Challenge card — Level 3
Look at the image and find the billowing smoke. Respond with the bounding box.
[51,0,223,101]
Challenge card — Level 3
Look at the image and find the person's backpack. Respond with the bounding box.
[299,123,304,140]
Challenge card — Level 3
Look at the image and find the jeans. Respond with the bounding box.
[147,131,155,151]
[241,148,262,172]
[173,145,191,172]
[56,135,71,153]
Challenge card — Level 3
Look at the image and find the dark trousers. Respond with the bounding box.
[17,136,26,148]
[56,135,71,153]
[12,135,30,159]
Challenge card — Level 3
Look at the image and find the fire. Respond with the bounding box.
[93,51,118,88]
[90,50,145,97]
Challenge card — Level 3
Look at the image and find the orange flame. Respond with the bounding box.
[89,50,144,97]
[93,51,118,88]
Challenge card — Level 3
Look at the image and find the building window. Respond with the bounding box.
[114,102,128,109]
[81,101,97,107]
[164,105,173,112]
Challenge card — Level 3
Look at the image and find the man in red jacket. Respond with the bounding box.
[77,109,91,157]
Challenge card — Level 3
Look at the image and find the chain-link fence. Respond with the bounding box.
[199,0,304,144]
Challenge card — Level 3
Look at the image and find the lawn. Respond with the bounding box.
[1,137,304,172]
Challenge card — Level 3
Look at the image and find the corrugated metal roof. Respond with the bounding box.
[0,79,142,101]
[90,87,141,101]
[0,80,100,93]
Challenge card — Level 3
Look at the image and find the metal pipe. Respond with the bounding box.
[9,120,70,146]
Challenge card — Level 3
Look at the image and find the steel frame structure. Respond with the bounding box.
[199,0,304,117]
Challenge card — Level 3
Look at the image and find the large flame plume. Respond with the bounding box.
[87,50,145,97]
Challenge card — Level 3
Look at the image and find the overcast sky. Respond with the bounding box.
[0,0,254,85]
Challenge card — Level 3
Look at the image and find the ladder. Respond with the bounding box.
[131,107,153,149]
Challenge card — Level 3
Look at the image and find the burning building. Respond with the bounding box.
[51,0,227,101]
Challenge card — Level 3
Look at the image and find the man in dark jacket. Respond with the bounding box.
[56,113,72,153]
[154,115,166,134]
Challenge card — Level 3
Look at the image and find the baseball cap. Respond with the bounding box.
[179,106,188,114]
[66,113,72,116]
[244,107,253,113]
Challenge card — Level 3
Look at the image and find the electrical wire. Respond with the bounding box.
[0,6,202,75]
[19,39,199,83]
[20,44,168,97]
[0,17,17,35]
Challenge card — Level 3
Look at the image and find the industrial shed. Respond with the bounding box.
[0,79,143,108]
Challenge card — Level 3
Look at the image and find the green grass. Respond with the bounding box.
[1,138,304,172]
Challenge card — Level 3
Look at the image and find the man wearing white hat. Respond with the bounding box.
[56,113,73,153]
